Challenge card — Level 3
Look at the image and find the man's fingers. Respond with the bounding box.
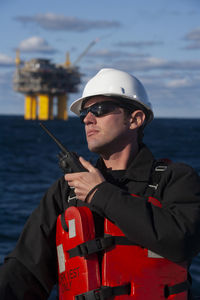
[65,172,86,181]
[64,156,105,202]
[79,156,94,172]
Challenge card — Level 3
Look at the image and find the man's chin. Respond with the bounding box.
[88,142,104,154]
[88,145,100,153]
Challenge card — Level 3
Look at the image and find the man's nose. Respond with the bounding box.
[83,111,97,124]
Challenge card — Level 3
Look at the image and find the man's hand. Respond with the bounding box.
[65,156,105,203]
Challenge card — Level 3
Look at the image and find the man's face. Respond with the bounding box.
[82,96,134,156]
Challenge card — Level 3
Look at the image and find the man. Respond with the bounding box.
[1,68,200,299]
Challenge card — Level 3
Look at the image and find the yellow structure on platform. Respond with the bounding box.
[15,50,21,67]
[24,94,69,120]
[25,95,37,120]
[58,94,68,120]
[38,95,50,120]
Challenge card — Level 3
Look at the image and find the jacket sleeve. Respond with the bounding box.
[0,176,67,298]
[0,258,49,300]
[90,163,200,263]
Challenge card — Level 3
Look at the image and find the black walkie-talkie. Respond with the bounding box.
[40,123,87,174]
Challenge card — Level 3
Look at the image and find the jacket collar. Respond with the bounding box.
[125,144,155,181]
[96,144,155,182]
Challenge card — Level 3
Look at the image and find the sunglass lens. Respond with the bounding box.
[80,101,120,123]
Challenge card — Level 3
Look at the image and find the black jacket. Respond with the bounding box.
[1,145,200,299]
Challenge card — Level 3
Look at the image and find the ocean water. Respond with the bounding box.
[1,115,200,298]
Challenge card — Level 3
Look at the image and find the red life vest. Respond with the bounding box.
[56,206,188,300]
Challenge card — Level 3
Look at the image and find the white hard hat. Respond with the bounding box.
[70,68,154,124]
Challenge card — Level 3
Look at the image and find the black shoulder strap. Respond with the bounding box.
[144,158,171,197]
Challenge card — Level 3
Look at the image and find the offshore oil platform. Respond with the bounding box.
[13,40,97,120]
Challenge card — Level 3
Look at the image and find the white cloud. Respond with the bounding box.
[183,27,200,50]
[15,13,121,32]
[115,40,164,48]
[0,54,15,66]
[142,57,166,68]
[166,78,192,88]
[18,36,56,53]
[185,27,200,42]
[89,49,148,60]
[109,56,200,72]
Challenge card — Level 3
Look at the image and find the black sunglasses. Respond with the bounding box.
[79,101,127,123]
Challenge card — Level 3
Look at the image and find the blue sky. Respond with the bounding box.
[0,0,200,118]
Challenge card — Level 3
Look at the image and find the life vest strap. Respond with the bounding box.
[68,236,137,258]
[75,284,131,300]
[164,280,190,298]
[69,236,115,258]
[61,212,68,232]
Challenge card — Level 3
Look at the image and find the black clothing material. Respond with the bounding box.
[0,259,48,300]
[1,145,200,299]
[0,177,67,299]
[91,147,200,262]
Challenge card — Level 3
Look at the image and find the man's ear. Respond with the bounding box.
[129,110,146,129]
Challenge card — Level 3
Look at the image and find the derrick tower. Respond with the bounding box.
[13,51,81,120]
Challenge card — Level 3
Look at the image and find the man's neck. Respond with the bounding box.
[101,143,139,170]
